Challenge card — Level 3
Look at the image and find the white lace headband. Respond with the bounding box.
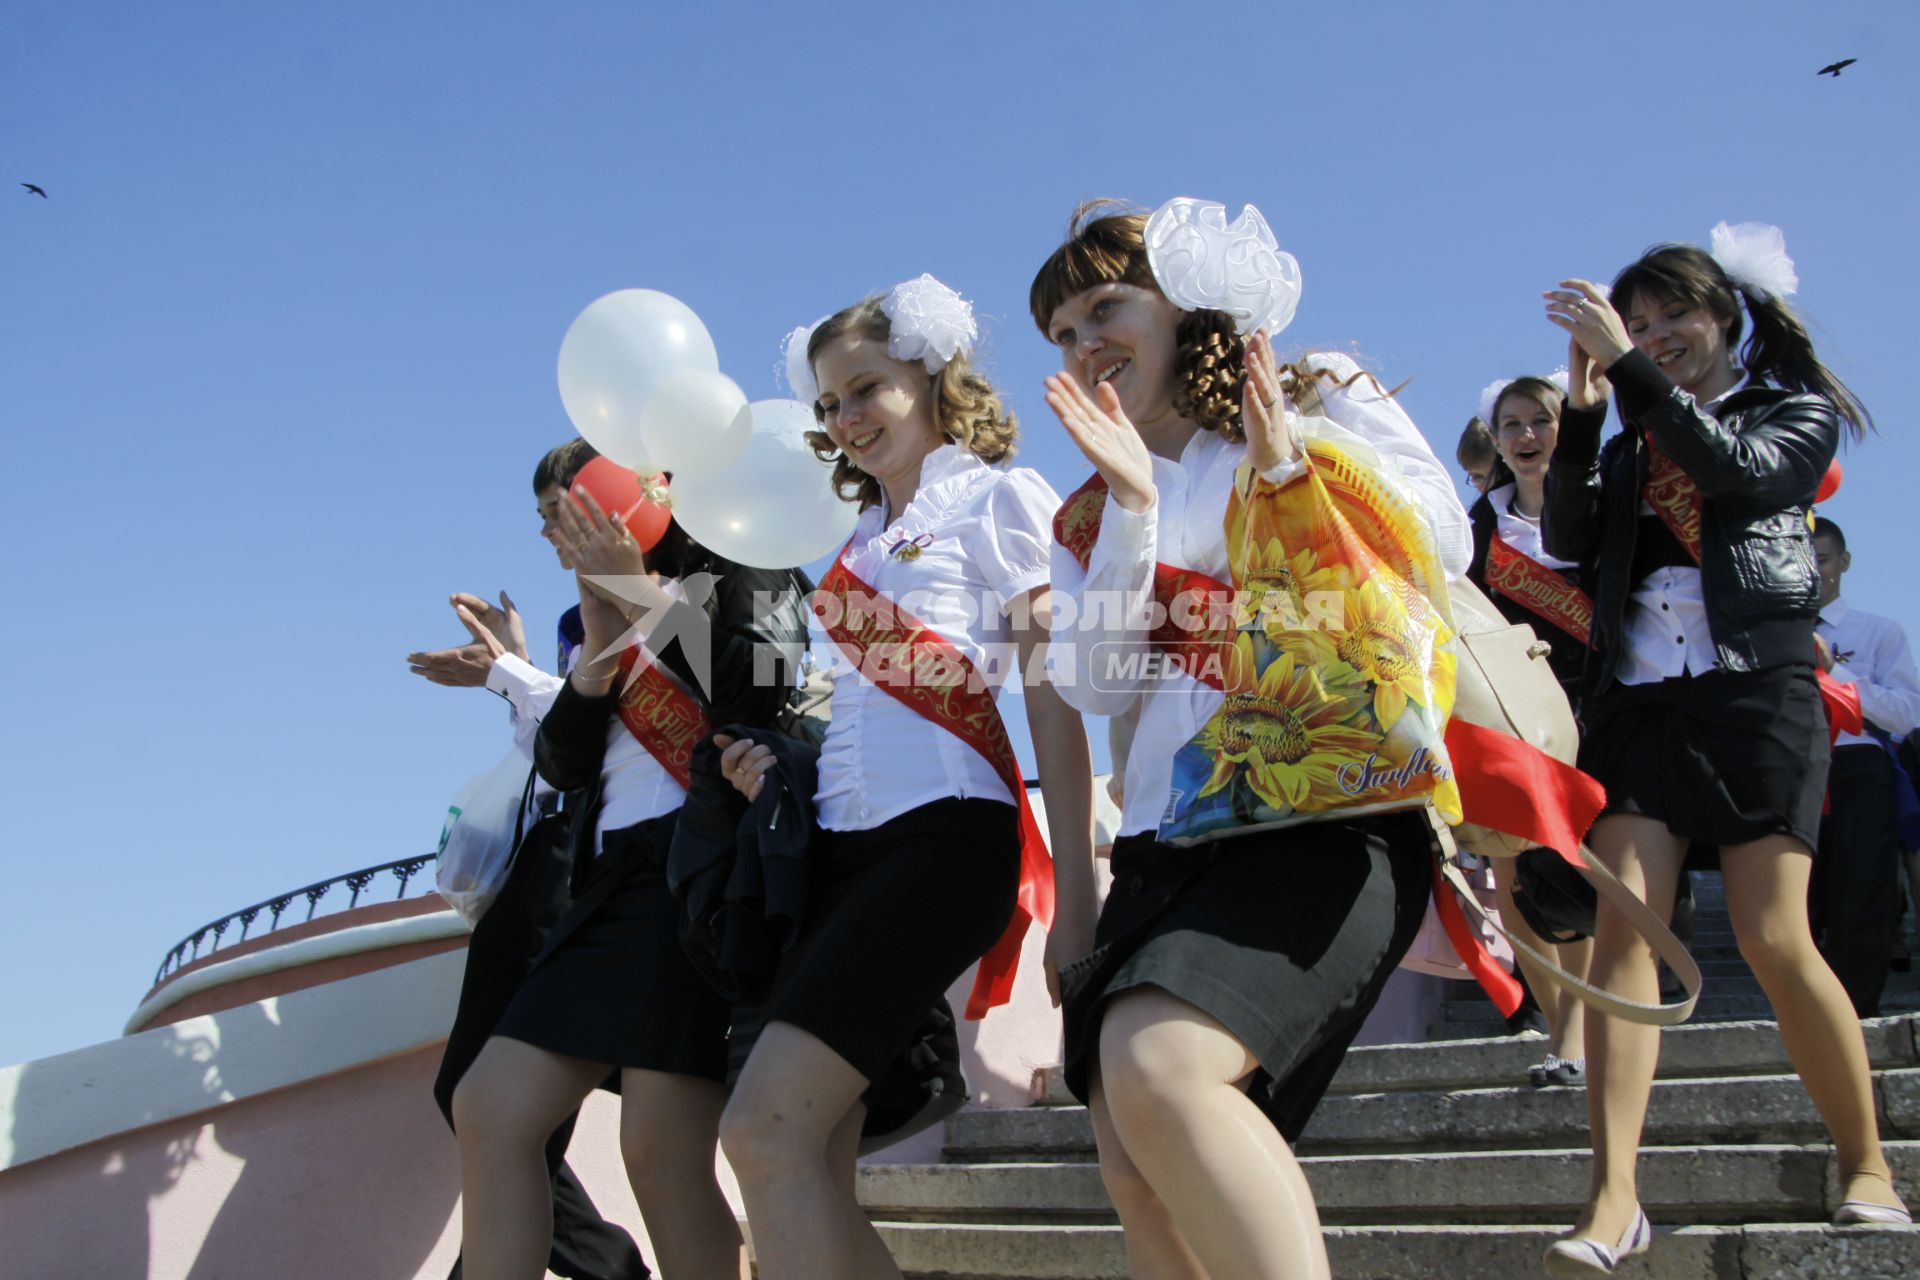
[1477,368,1571,426]
[1708,220,1798,301]
[781,273,978,407]
[1144,197,1302,337]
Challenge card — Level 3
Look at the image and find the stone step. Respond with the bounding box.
[1326,1015,1919,1096]
[946,1069,1920,1160]
[872,1220,1918,1279]
[1443,990,1920,1028]
[860,1142,1920,1226]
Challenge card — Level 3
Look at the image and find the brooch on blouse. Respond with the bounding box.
[888,533,934,562]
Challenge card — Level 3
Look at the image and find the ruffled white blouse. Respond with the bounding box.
[812,444,1061,832]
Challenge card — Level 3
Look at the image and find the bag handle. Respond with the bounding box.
[1426,810,1702,1026]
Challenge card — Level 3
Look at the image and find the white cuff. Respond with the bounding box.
[1257,455,1307,486]
[486,652,561,707]
[1098,491,1157,564]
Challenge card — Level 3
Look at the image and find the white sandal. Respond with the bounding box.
[1543,1205,1651,1276]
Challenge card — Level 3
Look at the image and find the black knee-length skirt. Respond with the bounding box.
[1578,662,1829,860]
[1060,810,1431,1142]
[492,810,731,1084]
[755,796,1020,1085]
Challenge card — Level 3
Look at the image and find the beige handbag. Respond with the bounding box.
[1435,578,1701,1026]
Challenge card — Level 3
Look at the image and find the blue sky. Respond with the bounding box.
[4,2,1916,1068]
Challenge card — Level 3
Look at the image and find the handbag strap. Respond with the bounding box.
[1425,809,1702,1026]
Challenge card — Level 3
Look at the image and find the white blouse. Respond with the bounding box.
[812,444,1061,832]
[1486,483,1576,571]
[1050,352,1471,837]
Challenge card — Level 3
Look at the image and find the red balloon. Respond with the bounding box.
[570,456,672,551]
[1815,459,1843,505]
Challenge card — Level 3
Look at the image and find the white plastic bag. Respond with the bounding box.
[435,749,536,925]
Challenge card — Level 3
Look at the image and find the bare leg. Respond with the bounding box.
[1570,814,1686,1247]
[1086,1075,1209,1279]
[823,1098,900,1279]
[1098,987,1328,1280]
[618,1068,748,1279]
[1719,835,1904,1211]
[452,1037,609,1280]
[720,1021,898,1280]
[1493,861,1592,1066]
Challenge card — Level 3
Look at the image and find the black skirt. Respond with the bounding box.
[492,811,731,1084]
[1578,662,1829,858]
[1061,810,1431,1143]
[756,797,1020,1085]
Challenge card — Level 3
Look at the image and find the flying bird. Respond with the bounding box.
[21,183,47,198]
[1818,59,1858,76]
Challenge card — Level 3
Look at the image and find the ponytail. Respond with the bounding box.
[1737,286,1873,438]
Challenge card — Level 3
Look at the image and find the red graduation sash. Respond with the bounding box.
[1643,438,1704,564]
[1053,473,1235,693]
[813,551,1055,1020]
[613,648,713,790]
[1485,532,1594,645]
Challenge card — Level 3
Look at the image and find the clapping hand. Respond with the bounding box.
[1044,372,1158,515]
[407,591,527,687]
[554,487,649,595]
[1241,330,1300,474]
[1545,279,1633,372]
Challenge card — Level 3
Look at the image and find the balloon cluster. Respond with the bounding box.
[555,289,855,568]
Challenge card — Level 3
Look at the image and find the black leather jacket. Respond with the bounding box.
[535,560,812,887]
[1543,349,1838,697]
[1465,485,1590,690]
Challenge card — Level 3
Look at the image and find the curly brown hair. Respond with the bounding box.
[802,295,1018,509]
[1030,200,1391,442]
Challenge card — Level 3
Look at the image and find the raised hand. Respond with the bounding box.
[555,488,649,596]
[407,590,527,685]
[1044,372,1158,514]
[1241,330,1300,474]
[1544,278,1633,369]
[570,571,633,689]
[1565,334,1613,411]
[451,591,530,662]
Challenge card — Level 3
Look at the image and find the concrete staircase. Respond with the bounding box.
[856,874,1920,1277]
[1430,872,1920,1041]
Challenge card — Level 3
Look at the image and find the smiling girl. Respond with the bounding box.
[1539,229,1907,1273]
[714,276,1093,1280]
[1033,200,1469,1280]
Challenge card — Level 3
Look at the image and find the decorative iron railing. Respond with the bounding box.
[152,854,439,986]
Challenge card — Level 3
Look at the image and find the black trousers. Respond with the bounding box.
[435,808,650,1280]
[1811,744,1903,1018]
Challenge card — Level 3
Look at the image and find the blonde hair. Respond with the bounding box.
[804,296,1017,509]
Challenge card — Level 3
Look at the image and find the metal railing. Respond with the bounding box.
[152,854,439,986]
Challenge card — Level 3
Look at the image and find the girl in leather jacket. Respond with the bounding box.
[1538,239,1906,1272]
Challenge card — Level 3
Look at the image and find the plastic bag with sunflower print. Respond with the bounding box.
[1158,420,1461,846]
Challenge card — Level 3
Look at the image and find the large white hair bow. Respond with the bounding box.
[1144,198,1303,337]
[1709,221,1798,300]
[1477,368,1571,426]
[780,274,978,409]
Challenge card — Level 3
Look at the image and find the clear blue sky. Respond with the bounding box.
[4,2,1915,1069]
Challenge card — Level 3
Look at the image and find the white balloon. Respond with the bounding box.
[556,289,719,471]
[671,399,858,569]
[638,368,752,476]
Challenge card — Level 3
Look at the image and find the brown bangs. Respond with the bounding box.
[1609,244,1733,324]
[1027,202,1157,336]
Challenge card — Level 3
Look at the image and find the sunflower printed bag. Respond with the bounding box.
[1158,419,1461,845]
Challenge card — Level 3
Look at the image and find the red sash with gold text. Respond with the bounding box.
[1053,473,1235,693]
[813,553,1055,1020]
[1485,532,1594,645]
[1643,438,1704,564]
[613,648,714,790]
